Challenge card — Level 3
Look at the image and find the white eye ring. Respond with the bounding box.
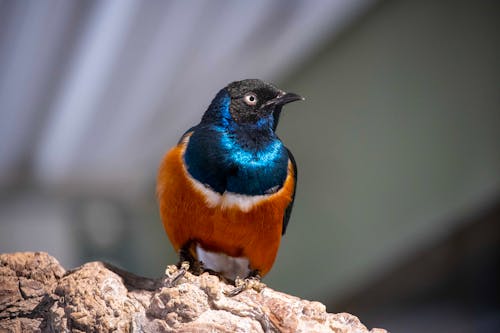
[243,93,258,106]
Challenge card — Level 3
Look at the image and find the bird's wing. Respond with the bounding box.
[177,126,197,144]
[282,147,297,235]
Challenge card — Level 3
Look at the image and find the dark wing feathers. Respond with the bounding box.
[177,126,197,144]
[282,147,297,235]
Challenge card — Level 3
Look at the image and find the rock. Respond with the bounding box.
[0,252,386,332]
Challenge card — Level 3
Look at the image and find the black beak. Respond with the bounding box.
[262,91,304,108]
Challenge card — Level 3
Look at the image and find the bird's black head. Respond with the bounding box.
[220,79,303,130]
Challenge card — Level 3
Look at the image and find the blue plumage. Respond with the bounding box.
[184,89,289,195]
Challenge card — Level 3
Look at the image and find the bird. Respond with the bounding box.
[157,79,303,289]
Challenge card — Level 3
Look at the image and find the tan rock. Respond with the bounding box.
[0,252,386,333]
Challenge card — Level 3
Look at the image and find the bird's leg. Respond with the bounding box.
[224,270,266,297]
[178,243,204,275]
[164,261,189,287]
[164,242,202,287]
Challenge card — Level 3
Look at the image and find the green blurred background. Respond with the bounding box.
[1,0,499,331]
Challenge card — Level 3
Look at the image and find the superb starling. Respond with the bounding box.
[157,79,303,291]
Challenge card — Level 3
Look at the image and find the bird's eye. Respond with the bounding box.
[243,93,258,106]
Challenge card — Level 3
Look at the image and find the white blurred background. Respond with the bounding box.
[1,1,499,331]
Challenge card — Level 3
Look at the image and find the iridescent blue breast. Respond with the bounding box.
[223,136,288,195]
[184,127,289,196]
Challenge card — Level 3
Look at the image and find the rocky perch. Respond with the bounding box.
[0,252,386,332]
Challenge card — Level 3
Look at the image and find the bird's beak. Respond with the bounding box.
[262,91,304,108]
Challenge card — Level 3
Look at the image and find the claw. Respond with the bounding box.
[163,261,190,287]
[225,276,266,297]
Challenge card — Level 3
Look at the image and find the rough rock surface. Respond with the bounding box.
[0,252,386,332]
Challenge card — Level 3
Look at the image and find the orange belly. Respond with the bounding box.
[156,134,295,276]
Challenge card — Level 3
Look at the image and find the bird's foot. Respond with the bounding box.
[225,275,266,297]
[163,261,190,287]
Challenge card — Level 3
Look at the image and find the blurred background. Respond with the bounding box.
[1,0,499,331]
